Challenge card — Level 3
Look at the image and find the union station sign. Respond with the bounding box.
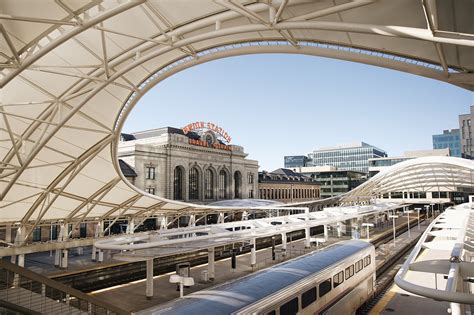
[182,121,232,151]
[182,121,232,144]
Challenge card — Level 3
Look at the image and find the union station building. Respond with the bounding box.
[118,123,259,203]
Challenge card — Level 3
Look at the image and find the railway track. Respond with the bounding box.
[358,220,426,314]
[49,219,422,293]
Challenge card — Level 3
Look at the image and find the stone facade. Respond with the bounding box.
[258,181,320,203]
[118,127,259,203]
[258,168,320,203]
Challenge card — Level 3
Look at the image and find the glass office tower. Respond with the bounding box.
[284,155,309,168]
[307,142,387,174]
[432,129,462,157]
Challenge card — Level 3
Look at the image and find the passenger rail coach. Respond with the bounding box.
[151,240,376,315]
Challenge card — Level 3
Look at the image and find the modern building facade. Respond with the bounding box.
[283,155,309,168]
[307,142,387,174]
[432,129,462,157]
[368,148,450,177]
[258,169,320,203]
[459,106,474,158]
[118,125,259,203]
[290,166,366,199]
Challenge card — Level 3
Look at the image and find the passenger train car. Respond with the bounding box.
[152,240,376,315]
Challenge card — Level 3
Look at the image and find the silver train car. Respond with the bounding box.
[153,240,376,315]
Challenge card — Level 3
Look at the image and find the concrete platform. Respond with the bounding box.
[21,246,121,276]
[370,229,451,314]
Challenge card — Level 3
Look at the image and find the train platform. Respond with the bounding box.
[370,236,451,314]
[91,217,424,313]
[21,246,121,276]
[93,237,338,313]
[18,213,412,277]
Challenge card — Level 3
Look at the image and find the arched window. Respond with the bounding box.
[173,167,183,200]
[218,170,228,199]
[189,167,200,200]
[205,169,214,199]
[234,171,242,199]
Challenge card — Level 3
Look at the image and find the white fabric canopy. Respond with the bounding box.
[0,0,473,236]
[342,156,474,202]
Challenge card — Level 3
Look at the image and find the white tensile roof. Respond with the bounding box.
[0,0,473,234]
[342,156,474,202]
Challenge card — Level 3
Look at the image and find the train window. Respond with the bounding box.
[355,259,363,273]
[280,297,299,315]
[345,265,355,280]
[302,287,317,308]
[364,255,371,267]
[319,278,332,297]
[333,271,344,288]
[266,311,276,315]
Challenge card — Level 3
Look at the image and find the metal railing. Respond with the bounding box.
[0,259,129,315]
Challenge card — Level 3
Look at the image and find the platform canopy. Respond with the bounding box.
[342,156,474,203]
[0,0,473,237]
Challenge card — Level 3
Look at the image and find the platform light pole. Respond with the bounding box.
[430,203,435,217]
[362,223,374,241]
[414,207,421,230]
[424,205,430,220]
[389,215,398,247]
[404,209,414,238]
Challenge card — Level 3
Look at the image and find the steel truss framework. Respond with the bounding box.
[0,0,473,246]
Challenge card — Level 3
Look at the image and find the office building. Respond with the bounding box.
[307,142,387,174]
[432,129,462,157]
[258,168,320,203]
[459,106,474,158]
[118,124,259,203]
[290,166,366,199]
[283,155,309,168]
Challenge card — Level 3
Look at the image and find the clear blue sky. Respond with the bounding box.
[123,54,473,171]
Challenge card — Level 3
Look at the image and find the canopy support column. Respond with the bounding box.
[5,225,11,244]
[208,247,215,281]
[304,227,310,248]
[250,238,256,267]
[58,224,68,269]
[127,217,135,234]
[146,259,154,300]
[159,216,168,230]
[281,232,287,255]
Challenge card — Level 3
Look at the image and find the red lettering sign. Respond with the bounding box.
[182,121,232,144]
[188,139,231,151]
